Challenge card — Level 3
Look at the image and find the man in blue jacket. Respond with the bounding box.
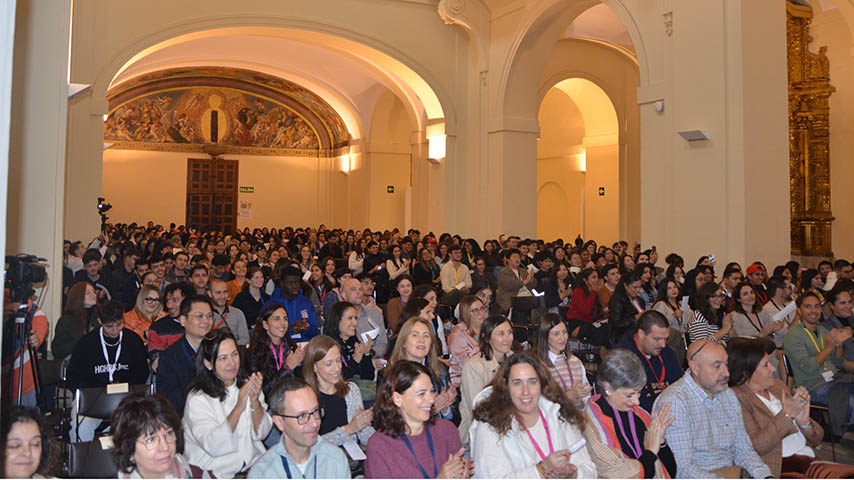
[618,310,683,411]
[268,266,319,341]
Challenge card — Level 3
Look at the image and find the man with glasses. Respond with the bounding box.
[148,283,194,358]
[156,295,214,416]
[653,339,771,478]
[67,300,150,441]
[249,377,350,478]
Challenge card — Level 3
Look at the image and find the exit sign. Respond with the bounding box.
[387,185,395,193]
[598,187,605,196]
[239,186,254,193]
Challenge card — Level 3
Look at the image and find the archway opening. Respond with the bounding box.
[537,78,619,244]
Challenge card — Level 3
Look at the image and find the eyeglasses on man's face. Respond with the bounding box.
[277,406,325,425]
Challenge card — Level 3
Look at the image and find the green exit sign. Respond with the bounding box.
[387,185,395,193]
[598,187,605,196]
[239,186,254,193]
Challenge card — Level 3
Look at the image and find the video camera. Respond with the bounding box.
[4,254,47,303]
[98,197,112,226]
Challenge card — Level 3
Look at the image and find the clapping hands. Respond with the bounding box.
[644,402,674,455]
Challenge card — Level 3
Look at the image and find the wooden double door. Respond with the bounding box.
[186,158,238,233]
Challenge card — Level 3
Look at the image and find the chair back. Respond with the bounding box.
[68,439,118,478]
[75,384,151,420]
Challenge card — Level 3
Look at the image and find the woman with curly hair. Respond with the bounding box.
[111,393,212,478]
[2,406,59,478]
[471,350,596,479]
[365,361,468,478]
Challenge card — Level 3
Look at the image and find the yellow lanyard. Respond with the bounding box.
[802,326,824,354]
[453,265,461,284]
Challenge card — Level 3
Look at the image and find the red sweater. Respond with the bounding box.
[566,287,600,324]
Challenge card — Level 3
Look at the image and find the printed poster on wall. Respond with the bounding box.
[239,200,252,218]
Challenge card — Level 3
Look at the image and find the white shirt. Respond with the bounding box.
[755,392,814,458]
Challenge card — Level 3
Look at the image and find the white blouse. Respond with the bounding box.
[755,392,814,458]
[183,383,273,478]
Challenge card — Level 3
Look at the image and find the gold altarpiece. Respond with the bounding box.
[787,1,834,256]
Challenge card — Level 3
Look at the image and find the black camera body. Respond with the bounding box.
[4,254,47,303]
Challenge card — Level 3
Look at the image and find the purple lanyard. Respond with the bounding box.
[612,408,642,459]
[554,357,575,391]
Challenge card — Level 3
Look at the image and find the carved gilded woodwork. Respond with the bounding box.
[787,1,834,256]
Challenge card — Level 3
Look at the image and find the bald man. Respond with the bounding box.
[653,340,771,478]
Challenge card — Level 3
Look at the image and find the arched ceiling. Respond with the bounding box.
[110,29,448,145]
[562,3,634,54]
[552,77,617,138]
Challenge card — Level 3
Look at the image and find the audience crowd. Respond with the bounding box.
[4,222,854,478]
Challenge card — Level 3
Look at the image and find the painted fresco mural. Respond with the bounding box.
[105,67,349,156]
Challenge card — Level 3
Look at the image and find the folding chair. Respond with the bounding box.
[74,384,151,442]
[68,439,118,478]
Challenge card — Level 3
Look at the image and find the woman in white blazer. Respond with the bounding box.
[471,351,597,479]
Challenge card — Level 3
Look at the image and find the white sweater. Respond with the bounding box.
[183,384,273,478]
[472,395,597,479]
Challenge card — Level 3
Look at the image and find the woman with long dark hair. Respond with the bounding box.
[565,267,609,348]
[608,270,645,346]
[231,266,270,330]
[51,281,98,359]
[471,351,596,478]
[459,315,514,445]
[323,301,375,380]
[413,247,442,288]
[688,282,733,344]
[246,304,306,397]
[365,361,467,478]
[652,278,690,366]
[183,329,272,478]
[533,314,591,410]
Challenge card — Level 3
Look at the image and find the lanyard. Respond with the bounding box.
[634,335,665,385]
[214,307,228,329]
[99,328,123,383]
[452,264,461,284]
[401,427,437,479]
[281,455,316,479]
[553,356,575,391]
[270,341,285,371]
[612,407,643,459]
[520,408,554,462]
[745,312,764,334]
[803,326,825,354]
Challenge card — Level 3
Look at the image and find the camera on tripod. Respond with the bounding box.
[4,254,47,303]
[97,197,112,226]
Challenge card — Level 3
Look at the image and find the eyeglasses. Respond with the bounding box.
[143,297,161,304]
[137,430,177,451]
[277,406,325,425]
[470,306,487,314]
[689,341,710,362]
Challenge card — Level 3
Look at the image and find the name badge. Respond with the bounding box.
[822,370,835,383]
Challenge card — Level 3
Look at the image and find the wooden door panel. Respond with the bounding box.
[187,158,238,232]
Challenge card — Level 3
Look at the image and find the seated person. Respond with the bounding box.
[381,318,457,421]
[616,311,683,411]
[496,249,541,343]
[584,349,676,478]
[471,350,597,478]
[323,301,375,380]
[727,337,830,478]
[365,361,466,478]
[268,266,320,342]
[303,335,375,447]
[459,315,514,445]
[608,271,645,346]
[208,278,250,345]
[189,264,209,296]
[439,245,472,307]
[822,285,854,364]
[231,266,270,330]
[249,377,350,478]
[73,248,111,301]
[111,393,212,479]
[246,304,306,397]
[51,282,98,360]
[67,300,150,390]
[653,340,771,478]
[147,282,193,358]
[565,267,610,348]
[784,291,854,445]
[155,295,214,417]
[687,283,733,345]
[448,295,486,386]
[2,405,60,479]
[338,277,389,358]
[123,285,165,344]
[652,279,691,367]
[386,275,413,334]
[67,300,150,442]
[533,314,591,410]
[183,328,272,478]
